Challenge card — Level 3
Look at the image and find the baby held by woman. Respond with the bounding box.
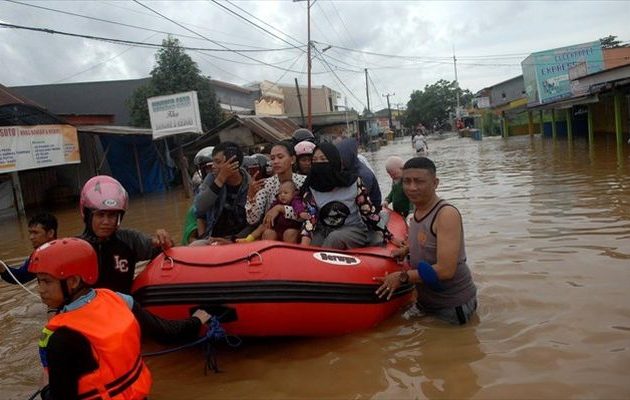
[238,180,307,244]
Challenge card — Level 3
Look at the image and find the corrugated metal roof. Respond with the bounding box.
[238,115,299,142]
[77,125,153,135]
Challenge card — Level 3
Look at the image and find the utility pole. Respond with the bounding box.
[306,0,312,131]
[383,93,395,130]
[453,46,460,121]
[295,78,305,127]
[364,68,371,113]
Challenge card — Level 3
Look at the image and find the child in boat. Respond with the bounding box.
[382,156,412,218]
[239,180,307,243]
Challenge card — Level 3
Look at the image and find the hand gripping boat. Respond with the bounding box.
[132,210,413,336]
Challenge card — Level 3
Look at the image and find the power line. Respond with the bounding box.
[0,22,303,53]
[130,0,320,75]
[52,32,160,83]
[5,0,281,50]
[222,0,305,49]
[313,47,366,109]
[209,0,305,53]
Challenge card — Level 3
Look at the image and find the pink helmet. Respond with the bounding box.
[80,175,128,218]
[294,140,316,157]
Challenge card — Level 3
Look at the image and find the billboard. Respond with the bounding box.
[0,124,80,174]
[521,41,604,105]
[148,91,202,139]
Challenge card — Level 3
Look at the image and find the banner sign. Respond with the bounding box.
[0,124,80,174]
[148,91,203,139]
[522,41,604,105]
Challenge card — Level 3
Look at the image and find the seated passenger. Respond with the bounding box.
[336,137,382,211]
[238,181,307,244]
[193,142,252,243]
[182,146,214,245]
[245,141,306,230]
[294,140,316,175]
[300,143,383,249]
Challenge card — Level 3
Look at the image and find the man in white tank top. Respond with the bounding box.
[374,157,477,325]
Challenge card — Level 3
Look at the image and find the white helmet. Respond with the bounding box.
[193,146,214,167]
[294,140,316,156]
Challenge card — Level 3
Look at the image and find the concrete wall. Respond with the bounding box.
[281,85,339,115]
[603,47,630,69]
[489,77,526,107]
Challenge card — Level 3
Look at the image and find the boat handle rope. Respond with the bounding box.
[166,243,398,268]
[0,259,40,299]
[160,255,174,271]
[247,252,263,266]
[142,314,242,374]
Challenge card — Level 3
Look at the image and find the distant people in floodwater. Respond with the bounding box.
[413,133,429,155]
[375,157,477,325]
[0,212,57,285]
[300,142,383,249]
[239,180,306,244]
[382,156,412,218]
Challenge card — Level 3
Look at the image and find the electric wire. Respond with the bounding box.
[4,0,272,49]
[131,0,319,75]
[0,22,301,52]
[210,0,305,53]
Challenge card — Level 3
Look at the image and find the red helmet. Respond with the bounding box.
[80,175,128,218]
[294,140,316,157]
[28,238,98,285]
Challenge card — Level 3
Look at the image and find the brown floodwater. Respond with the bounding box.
[2,134,630,399]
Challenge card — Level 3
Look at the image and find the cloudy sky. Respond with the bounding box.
[1,0,629,111]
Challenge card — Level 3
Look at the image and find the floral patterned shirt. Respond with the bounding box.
[245,173,307,225]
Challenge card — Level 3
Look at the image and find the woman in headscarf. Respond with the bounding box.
[300,142,383,249]
[336,137,382,211]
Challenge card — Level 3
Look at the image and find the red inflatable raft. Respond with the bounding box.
[132,210,413,336]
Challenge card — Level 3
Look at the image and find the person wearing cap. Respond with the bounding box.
[294,140,316,175]
[29,238,210,400]
[79,175,173,294]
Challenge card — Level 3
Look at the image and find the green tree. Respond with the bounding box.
[128,36,222,131]
[600,35,622,49]
[405,79,472,128]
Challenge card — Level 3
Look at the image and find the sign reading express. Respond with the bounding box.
[0,125,80,174]
[533,41,604,104]
[147,91,203,139]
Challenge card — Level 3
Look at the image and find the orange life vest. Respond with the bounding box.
[40,289,152,400]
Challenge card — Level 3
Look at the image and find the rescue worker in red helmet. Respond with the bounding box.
[79,175,173,294]
[30,238,210,400]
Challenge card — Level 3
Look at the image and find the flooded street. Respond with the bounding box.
[2,134,630,399]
